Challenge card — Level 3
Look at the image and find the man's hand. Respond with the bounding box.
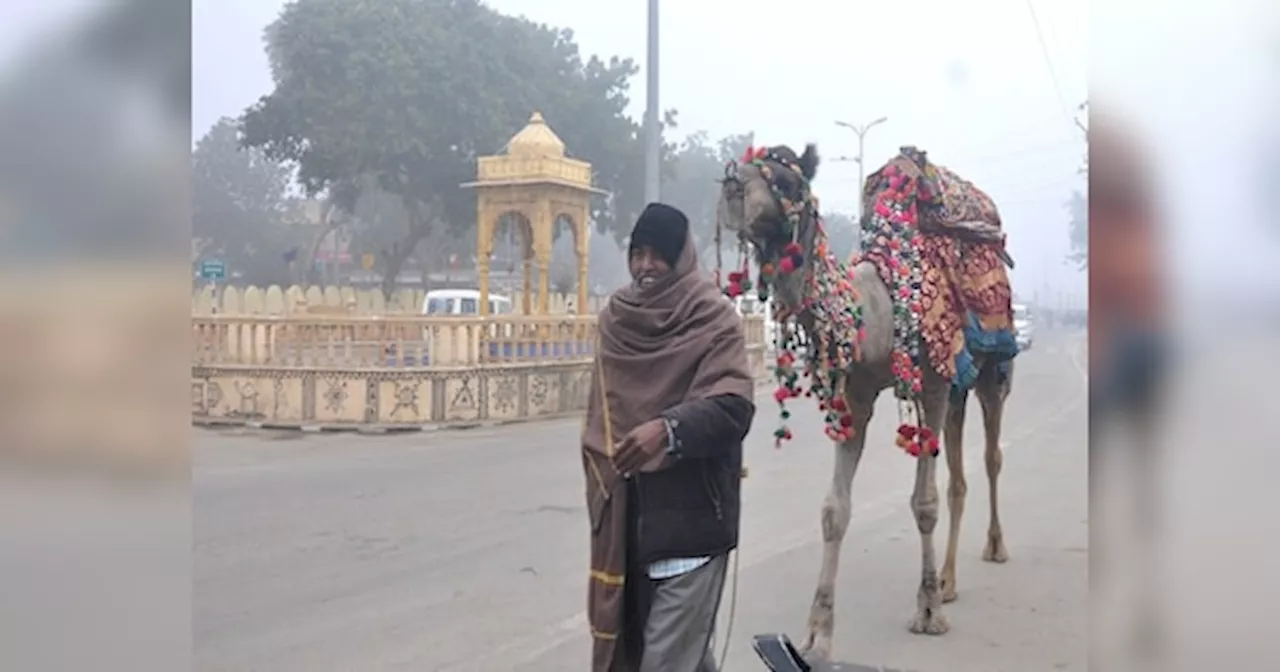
[613,418,669,476]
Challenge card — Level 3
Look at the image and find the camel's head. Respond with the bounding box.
[717,143,821,259]
[717,143,821,308]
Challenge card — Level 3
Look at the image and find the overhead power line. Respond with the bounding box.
[1023,0,1075,134]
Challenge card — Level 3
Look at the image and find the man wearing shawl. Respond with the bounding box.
[581,202,756,672]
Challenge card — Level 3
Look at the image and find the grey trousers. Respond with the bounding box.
[639,554,729,672]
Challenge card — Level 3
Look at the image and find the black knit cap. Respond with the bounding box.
[629,202,689,267]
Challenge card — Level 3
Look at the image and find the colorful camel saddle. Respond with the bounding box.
[854,146,1018,399]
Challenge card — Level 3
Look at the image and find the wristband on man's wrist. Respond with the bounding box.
[662,416,681,457]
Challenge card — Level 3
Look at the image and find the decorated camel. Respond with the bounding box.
[715,143,1019,663]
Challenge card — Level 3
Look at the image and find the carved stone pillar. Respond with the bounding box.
[522,257,532,315]
[532,200,554,315]
[536,254,551,315]
[575,217,590,315]
[477,203,494,316]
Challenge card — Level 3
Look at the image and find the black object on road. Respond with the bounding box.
[751,633,811,671]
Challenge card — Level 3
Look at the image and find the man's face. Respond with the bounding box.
[629,244,671,289]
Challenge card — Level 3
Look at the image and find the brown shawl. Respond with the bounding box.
[581,229,754,671]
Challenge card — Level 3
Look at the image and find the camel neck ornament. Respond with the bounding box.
[717,146,938,457]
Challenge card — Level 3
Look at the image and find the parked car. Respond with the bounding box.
[1013,303,1034,350]
[382,289,517,366]
[421,288,513,316]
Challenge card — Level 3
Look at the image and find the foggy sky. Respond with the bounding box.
[192,0,1088,306]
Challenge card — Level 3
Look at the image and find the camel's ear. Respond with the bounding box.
[797,143,819,180]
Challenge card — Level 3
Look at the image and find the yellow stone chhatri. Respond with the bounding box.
[462,111,608,317]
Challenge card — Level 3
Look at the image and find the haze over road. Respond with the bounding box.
[195,330,1087,672]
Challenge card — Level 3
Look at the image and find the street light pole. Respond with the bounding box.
[643,0,661,205]
[834,116,888,220]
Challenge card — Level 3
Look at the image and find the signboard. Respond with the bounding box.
[362,252,375,270]
[200,259,226,280]
[314,250,353,263]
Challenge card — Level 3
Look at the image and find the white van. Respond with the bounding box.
[421,289,513,316]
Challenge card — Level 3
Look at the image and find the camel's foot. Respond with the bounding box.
[983,536,1010,563]
[907,607,951,635]
[799,631,832,665]
[939,573,959,603]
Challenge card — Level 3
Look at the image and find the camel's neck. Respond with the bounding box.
[773,218,886,367]
[767,209,823,315]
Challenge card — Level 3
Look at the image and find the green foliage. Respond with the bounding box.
[821,211,859,261]
[661,132,721,246]
[239,0,653,241]
[191,117,300,285]
[661,130,754,249]
[716,133,755,165]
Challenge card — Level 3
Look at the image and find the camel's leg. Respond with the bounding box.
[800,387,876,664]
[907,381,950,635]
[939,390,969,603]
[976,364,1011,563]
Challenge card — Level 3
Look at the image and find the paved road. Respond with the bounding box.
[195,330,1087,672]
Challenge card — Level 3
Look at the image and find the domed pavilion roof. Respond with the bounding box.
[505,111,566,158]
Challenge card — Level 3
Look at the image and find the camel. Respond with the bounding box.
[716,143,1016,664]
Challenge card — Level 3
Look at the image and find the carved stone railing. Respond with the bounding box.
[192,314,768,429]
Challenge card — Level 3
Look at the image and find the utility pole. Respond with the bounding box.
[643,0,661,205]
[833,116,888,221]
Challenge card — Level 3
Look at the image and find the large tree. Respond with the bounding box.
[549,224,633,296]
[661,131,721,248]
[821,211,859,261]
[191,117,300,285]
[661,130,754,258]
[240,0,656,297]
